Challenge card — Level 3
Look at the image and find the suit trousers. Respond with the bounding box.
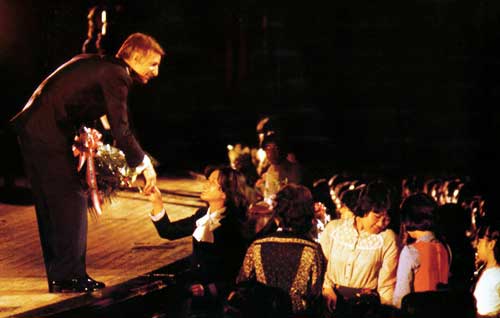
[18,135,88,282]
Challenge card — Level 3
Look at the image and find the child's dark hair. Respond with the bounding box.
[400,193,438,232]
[274,183,314,235]
[354,180,392,217]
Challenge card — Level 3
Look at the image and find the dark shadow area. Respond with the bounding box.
[0,2,496,243]
[401,290,477,318]
[0,186,34,206]
[1,0,498,193]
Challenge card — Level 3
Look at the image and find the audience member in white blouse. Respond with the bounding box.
[319,180,398,316]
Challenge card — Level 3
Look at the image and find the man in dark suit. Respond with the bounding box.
[10,33,164,293]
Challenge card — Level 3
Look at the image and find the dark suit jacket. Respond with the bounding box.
[11,54,145,167]
[153,207,246,298]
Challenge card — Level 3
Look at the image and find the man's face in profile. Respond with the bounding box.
[132,52,162,84]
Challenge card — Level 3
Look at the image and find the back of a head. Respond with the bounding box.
[82,4,125,55]
[354,180,392,217]
[275,183,314,234]
[116,32,164,61]
[400,193,438,232]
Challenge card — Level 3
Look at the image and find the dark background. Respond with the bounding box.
[1,0,499,186]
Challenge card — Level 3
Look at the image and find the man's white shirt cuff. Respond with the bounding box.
[135,155,152,175]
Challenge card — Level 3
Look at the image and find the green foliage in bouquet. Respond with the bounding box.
[92,144,138,202]
[93,144,159,189]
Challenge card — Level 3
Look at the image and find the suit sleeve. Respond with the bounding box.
[152,209,201,240]
[101,67,145,168]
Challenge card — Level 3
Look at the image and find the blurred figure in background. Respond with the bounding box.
[255,115,298,175]
[312,178,337,219]
[255,134,302,204]
[310,179,336,241]
[82,4,126,55]
[233,152,260,204]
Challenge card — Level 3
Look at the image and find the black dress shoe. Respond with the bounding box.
[84,275,106,289]
[49,277,106,293]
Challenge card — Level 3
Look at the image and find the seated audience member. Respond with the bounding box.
[237,184,325,317]
[255,134,302,203]
[473,219,500,317]
[393,193,450,308]
[319,180,398,317]
[147,167,249,317]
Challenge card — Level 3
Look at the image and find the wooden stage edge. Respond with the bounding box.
[0,175,205,318]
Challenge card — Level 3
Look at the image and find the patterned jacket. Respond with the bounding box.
[237,231,325,314]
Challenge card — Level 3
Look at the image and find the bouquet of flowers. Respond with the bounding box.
[73,127,139,216]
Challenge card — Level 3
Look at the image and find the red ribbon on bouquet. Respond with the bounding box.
[72,127,104,215]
